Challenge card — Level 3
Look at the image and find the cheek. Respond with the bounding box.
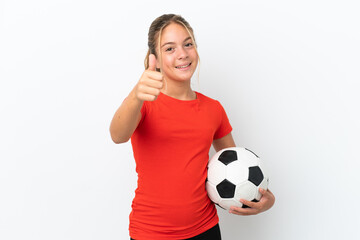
[191,51,199,61]
[191,52,199,67]
[161,56,174,69]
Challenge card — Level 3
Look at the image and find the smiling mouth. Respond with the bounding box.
[175,62,192,69]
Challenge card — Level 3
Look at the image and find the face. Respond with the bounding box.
[157,23,198,83]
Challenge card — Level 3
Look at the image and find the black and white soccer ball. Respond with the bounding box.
[206,147,269,210]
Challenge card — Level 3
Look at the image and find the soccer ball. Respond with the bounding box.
[206,147,269,210]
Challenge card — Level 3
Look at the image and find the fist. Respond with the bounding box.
[135,54,164,101]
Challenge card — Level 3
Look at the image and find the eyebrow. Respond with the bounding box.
[161,36,192,48]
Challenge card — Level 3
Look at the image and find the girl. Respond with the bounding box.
[110,14,275,240]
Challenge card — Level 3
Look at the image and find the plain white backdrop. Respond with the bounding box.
[1,0,360,239]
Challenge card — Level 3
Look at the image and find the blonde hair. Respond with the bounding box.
[144,14,200,75]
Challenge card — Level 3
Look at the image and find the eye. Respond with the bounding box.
[185,42,193,47]
[165,47,174,52]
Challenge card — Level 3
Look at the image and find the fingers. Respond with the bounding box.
[137,93,159,102]
[231,198,262,215]
[139,76,164,91]
[136,75,163,101]
[229,206,260,216]
[144,70,163,82]
[229,188,273,216]
[229,201,261,216]
[240,198,259,209]
[136,54,164,102]
[259,187,268,195]
[137,82,162,97]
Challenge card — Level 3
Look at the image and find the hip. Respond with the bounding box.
[130,223,221,240]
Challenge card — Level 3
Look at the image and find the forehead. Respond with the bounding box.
[160,22,191,43]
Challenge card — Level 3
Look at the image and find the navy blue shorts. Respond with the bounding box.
[130,223,221,240]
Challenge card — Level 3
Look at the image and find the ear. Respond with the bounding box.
[156,57,160,69]
[156,59,161,72]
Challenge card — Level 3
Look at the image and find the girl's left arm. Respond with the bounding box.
[212,132,236,152]
[211,132,276,215]
[229,188,275,215]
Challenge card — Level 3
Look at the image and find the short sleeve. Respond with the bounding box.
[213,101,233,140]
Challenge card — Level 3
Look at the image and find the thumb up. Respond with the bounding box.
[148,53,157,71]
[135,54,164,102]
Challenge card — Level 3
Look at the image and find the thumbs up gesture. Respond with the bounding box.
[135,54,164,101]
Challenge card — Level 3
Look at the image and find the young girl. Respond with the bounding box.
[110,14,275,240]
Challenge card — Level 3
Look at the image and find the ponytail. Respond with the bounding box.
[144,49,151,70]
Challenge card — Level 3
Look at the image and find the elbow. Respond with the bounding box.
[111,138,125,144]
[109,129,130,144]
[111,136,129,144]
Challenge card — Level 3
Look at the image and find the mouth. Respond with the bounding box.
[175,62,192,69]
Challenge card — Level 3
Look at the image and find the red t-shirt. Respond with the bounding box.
[129,91,232,239]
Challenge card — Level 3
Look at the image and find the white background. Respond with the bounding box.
[1,0,360,239]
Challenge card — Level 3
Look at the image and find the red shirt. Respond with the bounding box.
[129,91,232,239]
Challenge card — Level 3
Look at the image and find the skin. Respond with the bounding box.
[156,22,199,100]
[109,22,275,215]
[230,188,275,215]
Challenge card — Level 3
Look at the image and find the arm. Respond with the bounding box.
[212,132,276,215]
[109,54,163,144]
[109,88,143,144]
[212,132,236,152]
[229,188,275,215]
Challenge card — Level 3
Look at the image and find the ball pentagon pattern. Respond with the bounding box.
[206,147,269,211]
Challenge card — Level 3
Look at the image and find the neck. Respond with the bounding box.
[161,79,196,100]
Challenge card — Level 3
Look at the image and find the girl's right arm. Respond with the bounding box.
[109,54,163,144]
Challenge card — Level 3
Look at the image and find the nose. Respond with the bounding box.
[177,46,188,60]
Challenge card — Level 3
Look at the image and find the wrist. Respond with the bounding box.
[129,86,144,105]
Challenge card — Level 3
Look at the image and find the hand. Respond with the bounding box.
[229,188,275,216]
[135,54,164,101]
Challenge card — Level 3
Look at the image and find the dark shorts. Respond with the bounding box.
[130,223,222,240]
